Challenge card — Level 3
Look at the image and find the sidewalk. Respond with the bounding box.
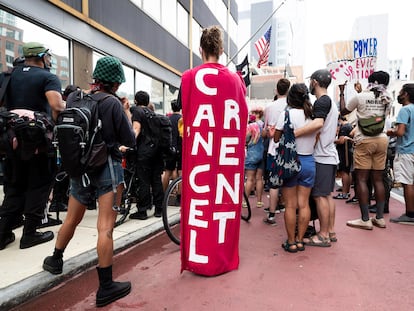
[0,183,411,310]
[0,187,166,310]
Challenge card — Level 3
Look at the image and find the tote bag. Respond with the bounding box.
[268,109,301,187]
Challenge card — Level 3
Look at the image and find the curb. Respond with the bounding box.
[0,221,164,310]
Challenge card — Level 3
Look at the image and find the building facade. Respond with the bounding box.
[0,0,240,113]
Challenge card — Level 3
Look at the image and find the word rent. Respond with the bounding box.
[187,68,242,264]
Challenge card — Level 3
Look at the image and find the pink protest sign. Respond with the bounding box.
[180,63,248,276]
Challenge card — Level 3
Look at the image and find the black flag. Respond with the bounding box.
[236,55,250,87]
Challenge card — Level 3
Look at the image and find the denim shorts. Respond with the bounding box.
[284,155,315,188]
[69,159,125,206]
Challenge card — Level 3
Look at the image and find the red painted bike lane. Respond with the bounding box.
[14,194,413,311]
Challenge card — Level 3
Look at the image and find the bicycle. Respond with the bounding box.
[114,148,139,227]
[162,176,251,245]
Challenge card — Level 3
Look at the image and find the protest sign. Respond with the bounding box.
[324,37,378,84]
[180,63,248,276]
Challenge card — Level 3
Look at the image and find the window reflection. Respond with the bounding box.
[1,9,176,115]
[164,84,179,113]
[0,9,70,89]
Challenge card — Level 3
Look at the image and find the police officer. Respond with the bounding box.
[0,42,64,250]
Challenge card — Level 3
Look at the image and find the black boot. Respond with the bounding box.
[0,232,15,250]
[43,248,64,274]
[20,218,54,249]
[96,265,131,307]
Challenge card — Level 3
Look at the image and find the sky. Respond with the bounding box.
[303,0,413,77]
[238,0,414,80]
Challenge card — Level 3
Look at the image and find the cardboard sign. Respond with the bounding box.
[180,63,248,276]
[324,38,378,85]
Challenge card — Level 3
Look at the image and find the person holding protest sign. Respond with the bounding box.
[339,71,391,230]
[178,25,248,276]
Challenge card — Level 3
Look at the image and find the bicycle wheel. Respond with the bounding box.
[241,190,251,222]
[162,176,182,245]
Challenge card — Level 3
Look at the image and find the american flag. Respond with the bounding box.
[254,26,272,68]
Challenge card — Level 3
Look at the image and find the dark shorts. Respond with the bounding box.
[311,162,337,197]
[69,159,124,205]
[337,145,353,173]
[164,152,182,171]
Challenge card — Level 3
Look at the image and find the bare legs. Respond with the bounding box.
[282,185,312,244]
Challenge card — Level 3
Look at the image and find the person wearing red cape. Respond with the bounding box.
[179,25,248,276]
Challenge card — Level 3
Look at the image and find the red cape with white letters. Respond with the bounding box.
[180,63,248,276]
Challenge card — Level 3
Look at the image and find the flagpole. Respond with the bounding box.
[226,0,286,66]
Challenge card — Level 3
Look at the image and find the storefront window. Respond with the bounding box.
[0,9,70,89]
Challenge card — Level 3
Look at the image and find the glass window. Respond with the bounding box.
[134,71,164,113]
[118,65,135,103]
[164,83,179,113]
[142,0,161,23]
[192,19,202,58]
[0,9,71,89]
[151,78,164,113]
[135,70,152,96]
[161,0,176,35]
[5,41,14,50]
[177,4,189,46]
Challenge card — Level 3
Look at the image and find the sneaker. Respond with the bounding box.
[43,255,63,274]
[333,193,350,200]
[390,214,414,225]
[346,197,359,204]
[346,218,373,230]
[264,207,270,213]
[129,211,148,220]
[275,204,285,214]
[371,217,386,228]
[263,216,277,226]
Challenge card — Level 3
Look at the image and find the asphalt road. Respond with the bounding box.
[13,192,414,311]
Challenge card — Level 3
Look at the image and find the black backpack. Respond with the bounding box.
[138,107,173,160]
[53,91,111,179]
[0,69,54,160]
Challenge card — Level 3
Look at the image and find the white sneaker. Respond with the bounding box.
[371,217,386,228]
[346,218,373,230]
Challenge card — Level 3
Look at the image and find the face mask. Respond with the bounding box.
[397,94,405,104]
[309,81,315,95]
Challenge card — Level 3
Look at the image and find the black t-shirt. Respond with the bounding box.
[0,65,61,115]
[169,113,182,150]
[313,95,332,120]
[131,105,149,147]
